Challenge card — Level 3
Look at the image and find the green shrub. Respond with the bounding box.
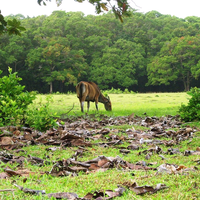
[26,95,58,131]
[0,67,36,126]
[0,68,57,131]
[104,87,136,94]
[178,87,200,121]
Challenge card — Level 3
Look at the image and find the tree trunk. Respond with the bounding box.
[49,82,53,93]
[60,81,64,93]
[183,72,190,91]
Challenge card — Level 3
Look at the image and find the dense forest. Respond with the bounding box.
[1,10,200,93]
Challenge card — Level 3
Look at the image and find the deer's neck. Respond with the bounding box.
[98,93,107,103]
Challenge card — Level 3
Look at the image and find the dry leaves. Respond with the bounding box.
[0,115,199,199]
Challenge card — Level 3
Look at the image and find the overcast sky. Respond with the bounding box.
[1,0,200,19]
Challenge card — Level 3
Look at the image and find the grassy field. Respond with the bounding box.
[1,92,200,200]
[35,92,190,117]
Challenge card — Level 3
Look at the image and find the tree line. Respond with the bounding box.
[1,10,200,93]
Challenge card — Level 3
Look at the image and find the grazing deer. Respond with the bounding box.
[76,81,112,112]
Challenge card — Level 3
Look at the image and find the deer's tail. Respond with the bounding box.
[79,82,85,98]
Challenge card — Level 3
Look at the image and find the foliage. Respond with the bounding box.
[26,95,58,131]
[147,36,200,91]
[0,12,26,35]
[179,87,200,121]
[2,11,200,93]
[91,39,145,89]
[0,67,36,126]
[104,87,136,94]
[0,68,57,131]
[1,0,131,36]
[37,0,132,22]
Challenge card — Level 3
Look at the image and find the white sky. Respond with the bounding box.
[1,0,200,19]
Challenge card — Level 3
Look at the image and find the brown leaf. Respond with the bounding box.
[196,147,200,151]
[127,144,139,150]
[13,130,21,136]
[105,189,121,198]
[48,192,78,199]
[84,191,104,199]
[126,162,155,170]
[68,166,88,172]
[83,187,124,200]
[0,137,14,145]
[122,181,168,195]
[176,165,187,171]
[133,185,155,195]
[0,143,24,150]
[119,149,130,154]
[70,139,91,147]
[60,133,83,140]
[98,158,109,167]
[99,128,110,135]
[4,168,37,177]
[23,133,33,140]
[4,168,21,177]
[0,172,11,179]
[145,153,152,160]
[89,163,100,170]
[122,181,137,190]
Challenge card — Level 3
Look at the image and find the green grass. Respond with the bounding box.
[1,92,200,200]
[33,92,189,117]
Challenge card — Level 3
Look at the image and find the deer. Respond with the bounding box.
[76,81,112,112]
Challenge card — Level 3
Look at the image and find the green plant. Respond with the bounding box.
[0,67,36,126]
[123,88,130,94]
[26,95,58,131]
[104,87,136,94]
[178,87,200,121]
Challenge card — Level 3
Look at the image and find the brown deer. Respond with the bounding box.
[76,81,112,112]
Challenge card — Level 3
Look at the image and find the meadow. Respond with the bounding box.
[35,92,189,117]
[0,92,200,200]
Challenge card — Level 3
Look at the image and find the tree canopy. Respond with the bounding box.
[1,10,200,93]
[0,0,132,36]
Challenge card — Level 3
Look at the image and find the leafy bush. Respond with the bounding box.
[0,68,57,131]
[0,67,36,126]
[26,95,58,131]
[104,87,136,94]
[178,87,200,121]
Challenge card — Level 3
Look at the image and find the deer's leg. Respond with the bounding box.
[80,100,84,112]
[95,103,98,111]
[87,101,90,112]
[95,98,99,111]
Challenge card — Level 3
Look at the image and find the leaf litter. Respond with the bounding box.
[0,114,199,199]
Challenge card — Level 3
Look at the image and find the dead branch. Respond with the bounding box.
[0,189,15,192]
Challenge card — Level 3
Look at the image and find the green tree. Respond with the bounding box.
[3,33,32,73]
[27,36,87,93]
[91,39,145,89]
[147,36,200,91]
[0,12,26,35]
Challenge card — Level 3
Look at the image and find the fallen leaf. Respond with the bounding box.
[47,192,78,199]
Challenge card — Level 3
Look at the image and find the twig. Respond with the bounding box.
[61,103,75,116]
[13,183,45,195]
[0,189,15,192]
